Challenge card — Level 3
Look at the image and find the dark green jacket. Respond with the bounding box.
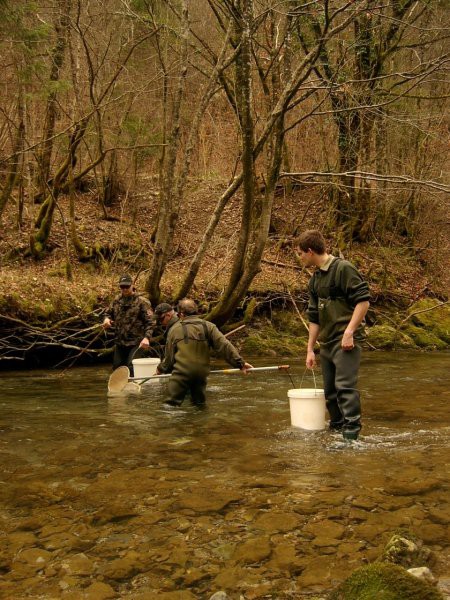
[106,294,153,346]
[164,315,179,340]
[307,257,370,345]
[159,316,245,377]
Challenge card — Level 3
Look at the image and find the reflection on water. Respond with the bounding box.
[0,352,449,598]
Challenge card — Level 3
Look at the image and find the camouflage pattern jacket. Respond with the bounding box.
[106,294,153,346]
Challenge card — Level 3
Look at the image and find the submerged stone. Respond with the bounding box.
[232,536,271,564]
[84,581,117,599]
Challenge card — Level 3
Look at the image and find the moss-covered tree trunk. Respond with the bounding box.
[30,119,87,258]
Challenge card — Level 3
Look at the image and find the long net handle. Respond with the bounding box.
[299,368,317,390]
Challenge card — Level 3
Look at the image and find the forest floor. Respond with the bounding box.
[0,176,449,365]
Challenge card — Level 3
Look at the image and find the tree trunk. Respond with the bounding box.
[207,1,285,326]
[30,120,87,258]
[145,0,190,306]
[36,0,71,198]
[0,89,24,219]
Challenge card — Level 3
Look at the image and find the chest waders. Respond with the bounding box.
[315,258,362,440]
[166,321,211,407]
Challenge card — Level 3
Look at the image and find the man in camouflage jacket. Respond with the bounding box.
[102,274,154,375]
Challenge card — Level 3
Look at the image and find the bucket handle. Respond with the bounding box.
[299,367,317,390]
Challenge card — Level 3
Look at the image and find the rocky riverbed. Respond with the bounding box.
[0,353,449,598]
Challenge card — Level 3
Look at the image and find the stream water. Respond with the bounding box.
[0,352,449,599]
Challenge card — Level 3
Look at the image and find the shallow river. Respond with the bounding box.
[0,352,449,599]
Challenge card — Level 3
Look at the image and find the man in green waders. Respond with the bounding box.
[297,231,370,440]
[157,298,253,407]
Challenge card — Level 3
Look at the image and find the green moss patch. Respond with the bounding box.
[407,300,450,345]
[242,314,308,357]
[401,324,447,350]
[367,325,415,350]
[329,562,443,600]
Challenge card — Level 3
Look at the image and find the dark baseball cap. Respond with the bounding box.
[154,303,173,317]
[119,274,132,287]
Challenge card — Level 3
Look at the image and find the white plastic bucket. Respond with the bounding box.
[132,357,160,380]
[287,388,326,431]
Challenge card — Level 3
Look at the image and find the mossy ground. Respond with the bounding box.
[241,312,309,357]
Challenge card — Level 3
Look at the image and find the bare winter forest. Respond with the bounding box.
[0,0,449,330]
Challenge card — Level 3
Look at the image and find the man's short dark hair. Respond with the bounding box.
[177,298,198,316]
[296,230,326,254]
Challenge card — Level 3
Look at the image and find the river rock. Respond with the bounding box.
[428,508,450,525]
[182,568,209,585]
[60,553,94,576]
[408,567,436,584]
[385,477,441,496]
[208,592,230,600]
[7,531,37,551]
[83,468,158,502]
[303,519,345,540]
[244,582,272,598]
[92,503,139,525]
[348,521,381,542]
[232,536,271,564]
[351,496,380,511]
[100,551,144,581]
[379,496,415,510]
[7,481,63,507]
[133,592,197,600]
[253,511,300,533]
[42,531,92,552]
[213,565,247,588]
[11,547,53,576]
[84,581,117,599]
[268,542,300,572]
[379,507,426,529]
[437,578,450,596]
[296,556,332,588]
[419,523,449,544]
[175,490,242,513]
[348,507,370,522]
[312,536,341,549]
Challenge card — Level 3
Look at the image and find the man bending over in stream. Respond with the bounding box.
[157,298,253,407]
[297,231,370,441]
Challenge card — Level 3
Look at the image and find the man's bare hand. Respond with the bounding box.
[241,362,253,374]
[306,350,316,369]
[342,329,354,351]
[102,317,113,330]
[139,337,150,349]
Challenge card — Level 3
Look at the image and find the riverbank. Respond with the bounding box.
[1,181,448,367]
[0,263,449,370]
